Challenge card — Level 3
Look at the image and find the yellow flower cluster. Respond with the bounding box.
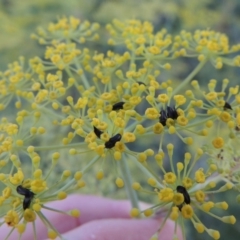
[32,16,100,44]
[132,145,236,239]
[0,152,81,238]
[1,16,240,240]
[179,30,240,68]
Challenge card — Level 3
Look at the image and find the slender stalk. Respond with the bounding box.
[33,221,37,240]
[18,142,88,151]
[4,227,15,240]
[172,60,207,95]
[37,212,64,240]
[128,153,165,188]
[119,153,139,209]
[180,216,186,240]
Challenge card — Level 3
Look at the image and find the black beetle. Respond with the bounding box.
[112,102,125,111]
[17,185,35,210]
[159,106,178,126]
[105,133,122,149]
[176,185,190,204]
[223,101,232,110]
[93,126,103,138]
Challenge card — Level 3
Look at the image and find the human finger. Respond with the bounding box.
[1,194,150,240]
[50,218,182,240]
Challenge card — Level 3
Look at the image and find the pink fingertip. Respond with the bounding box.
[1,195,150,240]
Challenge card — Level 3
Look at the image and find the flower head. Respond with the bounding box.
[133,145,236,239]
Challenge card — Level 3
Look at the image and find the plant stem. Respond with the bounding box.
[172,60,207,95]
[19,142,88,151]
[119,154,139,209]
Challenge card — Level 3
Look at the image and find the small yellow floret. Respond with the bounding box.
[215,201,228,210]
[144,209,153,217]
[52,152,60,160]
[221,215,236,224]
[158,188,174,202]
[58,191,67,200]
[177,116,188,126]
[168,126,176,134]
[130,208,140,218]
[220,111,231,122]
[202,201,214,212]
[123,132,136,142]
[207,229,220,240]
[164,172,177,184]
[194,223,205,233]
[16,139,24,146]
[177,162,184,171]
[132,182,141,190]
[69,148,77,155]
[212,137,224,149]
[115,178,124,188]
[145,108,159,119]
[27,146,35,153]
[4,210,19,226]
[74,171,82,180]
[147,177,157,187]
[96,170,104,180]
[195,190,205,203]
[181,205,193,219]
[32,203,41,211]
[62,170,71,179]
[38,127,46,134]
[164,63,171,70]
[48,229,58,239]
[153,122,164,134]
[173,193,184,206]
[16,223,26,234]
[23,209,36,222]
[113,151,122,160]
[158,94,169,103]
[170,207,179,220]
[77,180,86,188]
[195,169,205,183]
[138,153,147,162]
[70,209,80,217]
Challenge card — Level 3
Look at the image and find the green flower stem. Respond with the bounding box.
[172,59,207,95]
[189,174,222,193]
[180,217,186,240]
[2,94,13,107]
[179,115,216,129]
[37,211,64,240]
[38,104,64,120]
[4,227,15,240]
[129,154,165,189]
[82,155,100,173]
[38,180,67,198]
[42,205,69,215]
[50,156,100,195]
[156,207,172,234]
[19,142,88,151]
[119,154,139,209]
[32,221,37,240]
[72,60,91,89]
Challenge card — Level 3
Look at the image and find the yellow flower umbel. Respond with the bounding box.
[187,78,240,147]
[203,142,240,180]
[179,29,240,68]
[0,152,81,240]
[1,15,240,240]
[32,16,100,45]
[133,144,236,240]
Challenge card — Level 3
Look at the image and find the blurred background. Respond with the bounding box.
[1,0,240,239]
[1,0,240,69]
